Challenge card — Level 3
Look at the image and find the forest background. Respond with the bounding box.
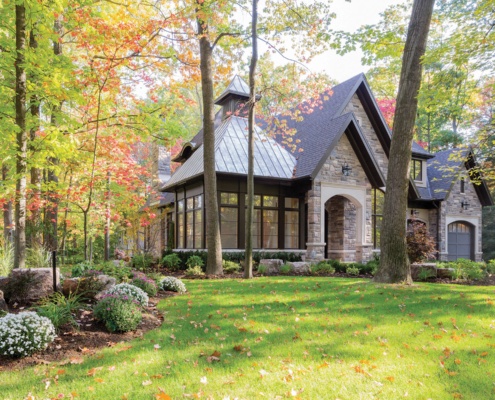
[0,0,494,269]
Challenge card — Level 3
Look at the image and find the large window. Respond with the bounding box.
[372,189,384,249]
[220,192,238,248]
[284,198,299,248]
[410,159,423,181]
[250,195,279,249]
[177,200,184,249]
[185,195,202,249]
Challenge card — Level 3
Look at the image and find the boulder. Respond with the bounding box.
[62,278,80,297]
[411,264,437,280]
[437,268,454,279]
[9,268,60,302]
[96,274,116,292]
[287,262,311,274]
[259,259,283,275]
[0,290,8,312]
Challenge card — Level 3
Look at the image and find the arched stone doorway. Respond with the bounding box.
[325,195,359,262]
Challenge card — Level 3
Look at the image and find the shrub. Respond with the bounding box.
[448,259,486,281]
[131,274,158,296]
[310,261,335,275]
[104,283,149,307]
[186,255,204,269]
[74,276,106,300]
[0,311,56,357]
[346,266,360,276]
[3,270,42,303]
[96,262,133,282]
[406,220,436,263]
[160,276,186,293]
[223,260,241,274]
[486,260,495,274]
[93,296,142,333]
[257,264,268,275]
[114,248,126,260]
[146,272,163,285]
[280,263,293,275]
[71,261,93,278]
[26,245,51,269]
[131,253,155,271]
[162,253,182,271]
[0,243,14,277]
[185,265,205,277]
[417,268,436,282]
[36,292,85,332]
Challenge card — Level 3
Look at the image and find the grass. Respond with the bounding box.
[2,277,495,399]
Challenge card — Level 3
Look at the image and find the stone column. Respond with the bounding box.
[306,182,325,260]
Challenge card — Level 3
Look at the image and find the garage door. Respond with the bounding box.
[447,222,473,261]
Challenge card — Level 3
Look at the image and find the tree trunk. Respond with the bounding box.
[29,29,43,248]
[2,165,14,244]
[14,3,27,269]
[45,17,63,252]
[197,3,223,275]
[83,210,88,260]
[104,172,111,261]
[374,0,435,284]
[244,0,259,279]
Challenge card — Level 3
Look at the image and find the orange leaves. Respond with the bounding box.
[86,367,102,377]
[155,392,172,400]
[384,376,395,382]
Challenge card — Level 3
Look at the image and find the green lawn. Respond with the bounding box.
[2,277,495,399]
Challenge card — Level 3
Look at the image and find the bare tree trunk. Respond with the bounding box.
[244,0,259,279]
[2,165,14,244]
[83,210,89,260]
[374,0,435,284]
[14,3,27,269]
[104,172,111,261]
[45,17,63,252]
[197,3,223,275]
[29,28,42,248]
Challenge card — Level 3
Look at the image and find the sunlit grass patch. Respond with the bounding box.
[2,277,495,399]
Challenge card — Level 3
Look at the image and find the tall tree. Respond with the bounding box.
[374,0,435,284]
[244,0,259,279]
[14,2,27,268]
[196,0,223,275]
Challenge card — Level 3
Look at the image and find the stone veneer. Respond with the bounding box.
[306,99,385,262]
[438,175,483,261]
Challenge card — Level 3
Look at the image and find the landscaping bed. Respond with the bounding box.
[0,292,173,369]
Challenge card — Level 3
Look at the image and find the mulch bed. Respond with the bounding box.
[0,291,176,370]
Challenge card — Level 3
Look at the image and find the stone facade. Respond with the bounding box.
[343,94,389,179]
[438,175,483,261]
[306,104,381,263]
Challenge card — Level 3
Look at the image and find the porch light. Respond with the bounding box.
[342,162,352,176]
[461,201,470,210]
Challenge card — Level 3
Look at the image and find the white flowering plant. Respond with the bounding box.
[104,283,149,307]
[160,276,187,293]
[0,311,56,358]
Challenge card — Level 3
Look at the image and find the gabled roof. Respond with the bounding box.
[427,148,493,205]
[162,116,296,190]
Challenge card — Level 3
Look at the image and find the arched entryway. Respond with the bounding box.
[447,221,474,261]
[325,195,359,262]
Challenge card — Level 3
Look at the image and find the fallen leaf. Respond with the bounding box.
[385,376,395,382]
[94,378,104,383]
[142,380,152,386]
[200,376,208,385]
[155,392,171,400]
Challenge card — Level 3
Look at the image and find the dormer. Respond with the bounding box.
[410,158,426,187]
[214,75,250,120]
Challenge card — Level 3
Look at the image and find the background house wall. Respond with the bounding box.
[438,176,483,261]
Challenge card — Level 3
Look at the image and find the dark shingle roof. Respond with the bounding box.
[427,148,467,200]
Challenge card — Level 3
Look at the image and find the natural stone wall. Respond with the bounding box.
[342,94,389,178]
[439,175,483,261]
